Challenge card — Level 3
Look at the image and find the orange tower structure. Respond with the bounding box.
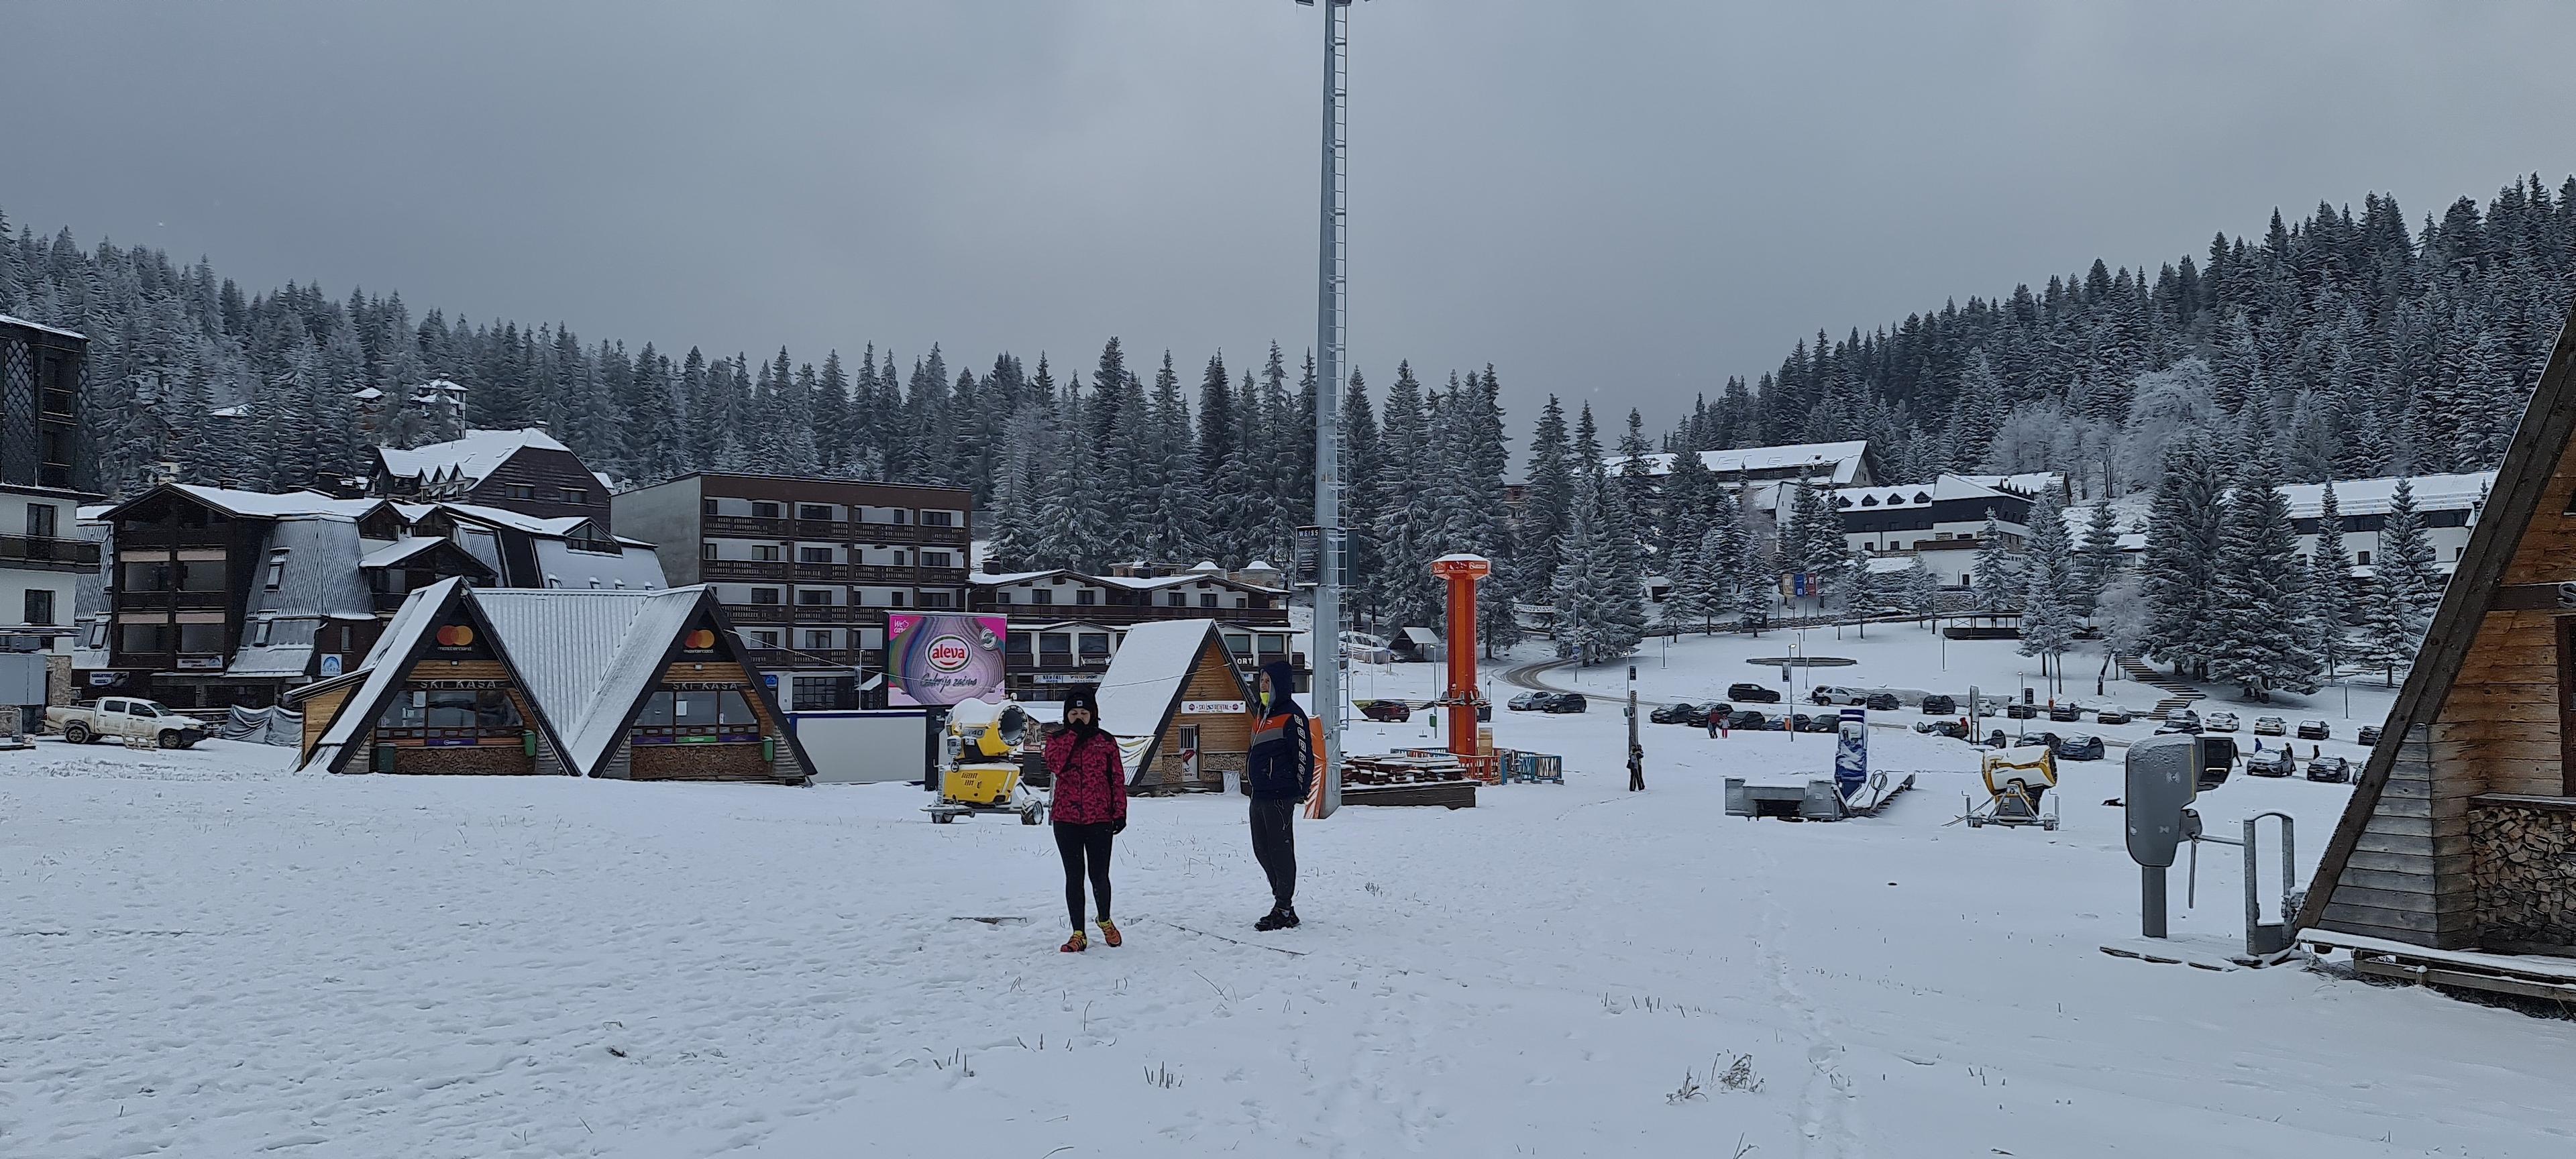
[1430,554,1492,775]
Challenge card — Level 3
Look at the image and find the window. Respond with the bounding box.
[119,624,173,653]
[2357,551,2372,566]
[893,509,911,525]
[751,588,782,605]
[797,589,831,606]
[754,545,782,562]
[504,484,536,500]
[798,504,834,521]
[799,547,833,563]
[588,577,602,589]
[753,502,782,518]
[922,510,953,527]
[1032,588,1055,606]
[561,487,589,506]
[177,623,225,653]
[22,589,55,626]
[1079,633,1112,663]
[1165,592,1186,607]
[922,551,955,569]
[1075,589,1095,606]
[1199,593,1218,608]
[753,630,781,648]
[919,591,953,609]
[700,543,718,560]
[889,590,906,607]
[85,620,105,649]
[702,499,720,516]
[27,503,56,539]
[1040,634,1073,665]
[251,618,272,646]
[1006,634,1033,665]
[996,592,1012,605]
[806,630,833,650]
[265,551,288,590]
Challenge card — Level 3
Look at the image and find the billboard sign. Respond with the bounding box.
[885,613,1008,707]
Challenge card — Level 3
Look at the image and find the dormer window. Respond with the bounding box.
[1860,495,1879,506]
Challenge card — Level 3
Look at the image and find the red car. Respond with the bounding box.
[1360,700,1412,722]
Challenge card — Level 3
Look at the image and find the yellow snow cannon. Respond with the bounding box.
[1964,744,2059,830]
[928,704,1046,825]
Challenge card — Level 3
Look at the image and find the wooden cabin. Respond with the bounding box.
[293,579,814,783]
[1092,618,1256,793]
[2302,303,2576,993]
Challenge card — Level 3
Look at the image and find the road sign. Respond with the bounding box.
[320,654,343,678]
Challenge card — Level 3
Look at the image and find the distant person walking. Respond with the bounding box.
[1044,687,1126,952]
[1627,740,1646,792]
[1247,660,1313,931]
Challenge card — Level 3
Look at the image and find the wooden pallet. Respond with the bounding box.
[2302,930,2576,1002]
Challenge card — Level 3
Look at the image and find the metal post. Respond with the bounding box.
[1625,663,1640,790]
[1310,0,1350,816]
[2142,866,2168,938]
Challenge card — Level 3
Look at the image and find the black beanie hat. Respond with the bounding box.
[1063,686,1103,730]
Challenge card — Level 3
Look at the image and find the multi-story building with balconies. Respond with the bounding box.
[0,314,103,653]
[611,473,975,710]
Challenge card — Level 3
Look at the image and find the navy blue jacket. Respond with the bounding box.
[1246,661,1312,802]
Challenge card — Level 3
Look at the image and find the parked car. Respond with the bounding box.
[1725,709,1769,731]
[46,698,207,749]
[1507,691,1544,712]
[2247,748,2297,777]
[2092,706,2133,726]
[2296,720,2332,741]
[2357,724,2382,747]
[1359,699,1412,722]
[1727,682,1782,704]
[2157,709,2202,734]
[1984,729,2011,749]
[2053,734,2106,761]
[1650,702,1708,726]
[1864,692,1902,712]
[1913,719,1970,739]
[1542,692,1589,714]
[1801,713,1838,734]
[2204,711,2240,732]
[2252,716,2287,736]
[2304,755,2353,783]
[2005,702,2038,720]
[2047,703,2082,723]
[1921,694,1957,716]
[1811,685,1871,706]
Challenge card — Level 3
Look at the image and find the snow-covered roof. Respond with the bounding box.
[533,539,665,590]
[2274,472,2494,520]
[969,569,1070,586]
[1093,619,1234,754]
[1833,474,2016,511]
[1189,560,1223,573]
[1244,559,1278,571]
[0,313,86,341]
[477,587,703,774]
[439,502,593,539]
[358,537,450,569]
[142,484,388,522]
[316,580,462,753]
[376,428,570,487]
[1958,472,2065,498]
[209,404,249,419]
[1606,440,1870,484]
[351,387,384,402]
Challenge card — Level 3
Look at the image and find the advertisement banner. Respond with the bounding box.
[885,613,1008,707]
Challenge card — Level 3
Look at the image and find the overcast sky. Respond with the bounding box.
[9,1,2574,437]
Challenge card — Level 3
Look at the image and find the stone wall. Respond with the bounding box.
[2470,801,2576,948]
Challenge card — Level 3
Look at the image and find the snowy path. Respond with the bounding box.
[7,698,2575,1157]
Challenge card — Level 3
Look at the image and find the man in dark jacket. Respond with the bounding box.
[1246,659,1311,930]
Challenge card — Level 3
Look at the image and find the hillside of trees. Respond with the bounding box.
[5,174,2571,653]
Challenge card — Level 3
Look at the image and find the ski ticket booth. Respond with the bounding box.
[1093,618,1257,794]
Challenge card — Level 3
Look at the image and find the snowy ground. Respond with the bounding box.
[7,641,2575,1158]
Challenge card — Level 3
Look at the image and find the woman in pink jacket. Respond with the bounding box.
[1043,687,1127,952]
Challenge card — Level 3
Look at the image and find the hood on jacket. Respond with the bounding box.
[1259,661,1305,718]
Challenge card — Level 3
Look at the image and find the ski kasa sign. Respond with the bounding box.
[884,613,1008,707]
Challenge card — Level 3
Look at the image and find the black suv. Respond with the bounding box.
[1726,682,1782,704]
[1921,694,1957,715]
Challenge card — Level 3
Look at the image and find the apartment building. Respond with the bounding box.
[0,315,103,651]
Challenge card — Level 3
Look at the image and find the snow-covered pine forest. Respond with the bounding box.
[5,175,2575,642]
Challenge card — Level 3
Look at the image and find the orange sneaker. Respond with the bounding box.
[1096,919,1122,948]
[1059,930,1087,953]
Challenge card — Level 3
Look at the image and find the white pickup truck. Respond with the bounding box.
[46,697,210,749]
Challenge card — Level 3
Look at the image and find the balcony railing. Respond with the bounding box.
[973,600,1289,626]
[0,535,99,566]
[115,590,230,611]
[703,515,968,547]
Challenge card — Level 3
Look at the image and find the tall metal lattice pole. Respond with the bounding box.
[1310,0,1350,816]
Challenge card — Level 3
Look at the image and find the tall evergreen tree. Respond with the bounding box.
[2306,482,2353,680]
[2208,452,2320,699]
[2139,437,2226,678]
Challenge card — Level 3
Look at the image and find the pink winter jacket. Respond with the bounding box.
[1044,728,1128,826]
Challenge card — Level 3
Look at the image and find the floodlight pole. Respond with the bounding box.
[1304,0,1352,816]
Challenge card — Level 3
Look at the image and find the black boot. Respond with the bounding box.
[1254,908,1285,932]
[1276,905,1299,928]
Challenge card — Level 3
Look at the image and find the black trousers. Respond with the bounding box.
[1249,799,1297,909]
[1053,822,1114,931]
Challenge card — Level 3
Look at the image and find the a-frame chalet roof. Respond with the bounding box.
[476,587,705,775]
[309,577,475,772]
[1093,618,1253,772]
[2299,303,2576,946]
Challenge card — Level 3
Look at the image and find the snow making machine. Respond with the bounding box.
[927,704,1049,825]
[1963,743,2059,830]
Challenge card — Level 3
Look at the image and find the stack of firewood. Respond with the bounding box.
[2470,805,2576,943]
[1343,753,1468,786]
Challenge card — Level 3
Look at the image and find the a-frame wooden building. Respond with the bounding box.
[2301,302,2576,981]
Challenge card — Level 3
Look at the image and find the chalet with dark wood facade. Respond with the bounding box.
[372,428,615,533]
[0,314,103,649]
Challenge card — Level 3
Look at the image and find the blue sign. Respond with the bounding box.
[763,673,779,689]
[320,654,343,678]
[1833,707,1868,801]
[1791,572,1809,598]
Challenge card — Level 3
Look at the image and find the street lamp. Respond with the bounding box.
[1297,0,1364,816]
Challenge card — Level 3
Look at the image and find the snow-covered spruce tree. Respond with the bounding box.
[1551,471,1615,664]
[2074,500,2123,620]
[2376,477,2442,620]
[1732,510,1774,636]
[1517,395,1575,608]
[2207,453,2318,700]
[1970,510,2023,612]
[2357,568,2430,687]
[1659,527,1708,638]
[2022,488,2075,616]
[1594,462,1652,657]
[1671,526,1725,635]
[2139,436,2224,679]
[2017,543,2078,692]
[1903,556,1942,624]
[2306,482,2353,681]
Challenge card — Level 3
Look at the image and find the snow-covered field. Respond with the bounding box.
[7,639,2575,1158]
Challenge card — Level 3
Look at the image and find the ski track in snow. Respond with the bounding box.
[7,631,2576,1159]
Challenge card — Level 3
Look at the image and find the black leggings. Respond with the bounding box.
[1249,799,1297,909]
[1053,822,1114,931]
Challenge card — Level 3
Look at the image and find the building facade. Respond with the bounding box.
[967,565,1296,702]
[372,428,615,533]
[1831,474,2044,586]
[611,473,975,711]
[0,315,103,650]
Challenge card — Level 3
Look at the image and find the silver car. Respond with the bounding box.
[2204,711,2239,732]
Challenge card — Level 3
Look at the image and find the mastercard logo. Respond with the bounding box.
[683,629,716,649]
[435,624,475,647]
